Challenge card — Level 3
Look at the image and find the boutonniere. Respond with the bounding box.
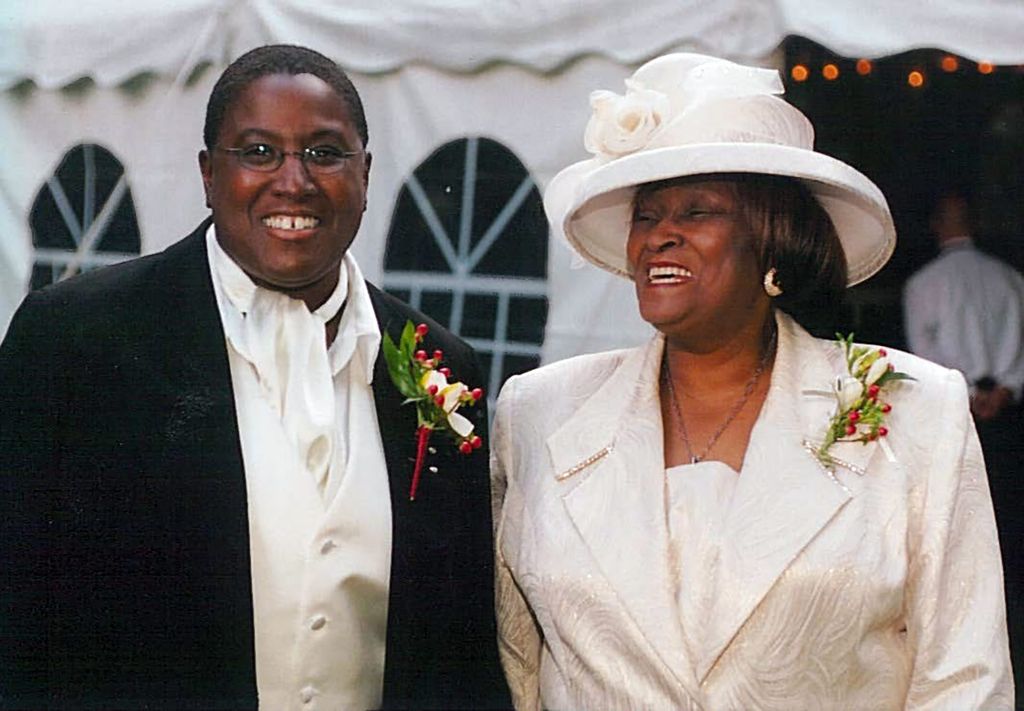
[382,321,484,500]
[812,334,914,471]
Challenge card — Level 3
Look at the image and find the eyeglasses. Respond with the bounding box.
[216,143,362,175]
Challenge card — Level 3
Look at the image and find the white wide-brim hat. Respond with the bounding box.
[544,53,895,286]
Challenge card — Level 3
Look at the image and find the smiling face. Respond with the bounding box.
[199,72,370,309]
[626,177,770,346]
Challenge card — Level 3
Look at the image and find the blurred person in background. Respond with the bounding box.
[904,187,1024,696]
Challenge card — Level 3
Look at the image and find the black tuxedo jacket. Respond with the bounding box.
[0,222,510,710]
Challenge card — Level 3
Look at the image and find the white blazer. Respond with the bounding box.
[492,312,1013,710]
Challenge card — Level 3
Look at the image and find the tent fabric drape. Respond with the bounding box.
[3,1,1022,91]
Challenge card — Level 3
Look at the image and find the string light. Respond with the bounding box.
[785,52,995,89]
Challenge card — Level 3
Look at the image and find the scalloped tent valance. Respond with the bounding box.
[3,0,1023,90]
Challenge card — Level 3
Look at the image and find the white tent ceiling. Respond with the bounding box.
[4,0,1023,91]
[2,0,1022,358]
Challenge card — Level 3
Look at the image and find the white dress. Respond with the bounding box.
[665,462,739,675]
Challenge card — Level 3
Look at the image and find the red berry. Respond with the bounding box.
[459,441,473,455]
[848,410,860,422]
[879,349,887,356]
[427,384,439,395]
[845,424,857,435]
[471,387,484,401]
[471,435,483,449]
[433,349,443,361]
[882,403,892,413]
[434,395,445,407]
[878,427,889,437]
[415,350,427,361]
[887,363,895,371]
[439,367,452,377]
[415,323,429,337]
[868,384,880,398]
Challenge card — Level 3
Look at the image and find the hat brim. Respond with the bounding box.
[548,142,895,286]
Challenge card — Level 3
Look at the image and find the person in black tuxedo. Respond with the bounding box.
[0,45,510,710]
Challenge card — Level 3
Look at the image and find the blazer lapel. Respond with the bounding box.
[367,288,420,509]
[147,224,241,454]
[694,314,877,683]
[546,336,700,695]
[137,222,257,697]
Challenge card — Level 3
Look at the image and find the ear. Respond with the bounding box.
[362,151,373,212]
[198,149,213,209]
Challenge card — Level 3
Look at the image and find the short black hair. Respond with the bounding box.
[203,44,368,150]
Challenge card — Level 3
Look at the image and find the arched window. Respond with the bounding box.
[30,144,140,289]
[383,137,548,404]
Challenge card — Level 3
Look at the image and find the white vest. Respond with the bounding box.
[206,229,392,710]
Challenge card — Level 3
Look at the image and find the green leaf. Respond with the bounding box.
[835,332,856,362]
[399,321,417,357]
[875,370,916,386]
[383,327,423,400]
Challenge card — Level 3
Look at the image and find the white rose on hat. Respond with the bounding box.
[583,80,670,159]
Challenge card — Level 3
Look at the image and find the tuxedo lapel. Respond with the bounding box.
[367,286,421,517]
[546,337,700,695]
[145,224,242,467]
[694,314,874,682]
[368,286,508,708]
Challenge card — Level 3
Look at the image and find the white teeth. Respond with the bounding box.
[648,265,693,282]
[263,215,320,230]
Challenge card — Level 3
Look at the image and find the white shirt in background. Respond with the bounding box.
[903,237,1024,399]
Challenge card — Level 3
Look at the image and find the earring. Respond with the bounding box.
[763,268,783,297]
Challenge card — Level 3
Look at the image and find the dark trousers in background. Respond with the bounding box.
[978,402,1024,705]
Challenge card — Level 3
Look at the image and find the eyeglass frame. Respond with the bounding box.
[215,143,364,175]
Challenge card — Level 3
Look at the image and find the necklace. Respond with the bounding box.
[662,328,777,465]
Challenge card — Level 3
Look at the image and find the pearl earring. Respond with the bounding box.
[763,268,783,297]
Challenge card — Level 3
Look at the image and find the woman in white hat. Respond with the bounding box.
[491,53,1012,710]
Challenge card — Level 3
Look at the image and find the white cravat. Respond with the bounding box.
[210,231,347,496]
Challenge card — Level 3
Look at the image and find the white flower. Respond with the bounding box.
[836,376,864,411]
[583,80,670,158]
[420,370,474,437]
[447,411,474,438]
[865,356,889,385]
[440,382,468,413]
[850,349,872,377]
[421,370,447,393]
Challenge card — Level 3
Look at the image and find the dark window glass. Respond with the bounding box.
[461,294,498,339]
[383,137,549,401]
[507,296,549,344]
[29,144,140,290]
